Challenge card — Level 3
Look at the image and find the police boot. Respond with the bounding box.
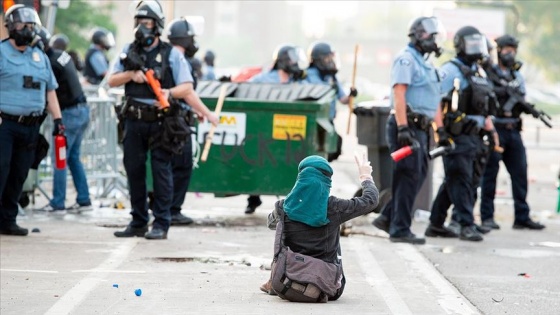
[425,224,459,238]
[513,219,545,230]
[114,225,148,238]
[481,218,500,230]
[459,225,483,242]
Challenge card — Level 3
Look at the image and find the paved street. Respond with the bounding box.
[1,109,559,315]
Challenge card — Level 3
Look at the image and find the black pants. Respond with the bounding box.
[171,135,193,215]
[430,134,478,227]
[0,120,39,228]
[480,126,530,223]
[430,136,489,226]
[123,119,173,231]
[380,115,429,237]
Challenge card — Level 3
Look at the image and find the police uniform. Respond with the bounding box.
[378,44,441,238]
[429,58,495,237]
[112,41,192,235]
[84,44,109,84]
[46,47,91,210]
[480,64,531,224]
[0,39,58,230]
[303,67,346,122]
[170,58,196,223]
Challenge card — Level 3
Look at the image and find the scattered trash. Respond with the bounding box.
[31,228,40,233]
[529,241,560,248]
[113,201,125,209]
[492,297,504,303]
[134,289,142,296]
[517,273,531,278]
[413,209,430,223]
[113,284,118,288]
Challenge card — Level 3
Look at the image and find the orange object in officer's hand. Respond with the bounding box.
[144,69,169,110]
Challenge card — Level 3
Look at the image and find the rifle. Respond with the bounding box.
[501,87,552,128]
[120,50,170,111]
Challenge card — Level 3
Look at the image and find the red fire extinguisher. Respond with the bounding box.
[54,135,67,169]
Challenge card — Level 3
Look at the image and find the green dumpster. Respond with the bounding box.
[187,81,338,196]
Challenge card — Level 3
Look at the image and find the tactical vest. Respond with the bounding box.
[47,49,85,109]
[485,65,524,118]
[84,47,108,85]
[124,41,175,99]
[449,60,496,116]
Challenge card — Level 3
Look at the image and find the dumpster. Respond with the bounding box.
[188,81,338,196]
[353,99,433,212]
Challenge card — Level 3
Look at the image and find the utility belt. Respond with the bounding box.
[406,111,433,132]
[443,111,480,137]
[493,117,521,130]
[123,99,165,122]
[0,111,47,126]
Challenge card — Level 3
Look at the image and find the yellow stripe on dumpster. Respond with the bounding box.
[272,114,307,140]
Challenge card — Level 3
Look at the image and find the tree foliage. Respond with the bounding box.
[51,0,116,55]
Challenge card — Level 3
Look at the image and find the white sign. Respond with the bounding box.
[197,112,246,146]
[433,8,506,40]
[42,0,71,9]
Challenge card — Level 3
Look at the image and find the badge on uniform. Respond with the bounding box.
[33,52,41,62]
[155,53,162,63]
[399,59,411,66]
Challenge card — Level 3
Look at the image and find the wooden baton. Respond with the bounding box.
[200,84,228,162]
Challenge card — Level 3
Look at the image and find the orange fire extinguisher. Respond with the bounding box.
[54,135,66,169]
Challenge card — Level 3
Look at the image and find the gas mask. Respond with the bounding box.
[419,34,442,57]
[10,26,36,46]
[499,52,516,68]
[184,42,199,58]
[134,24,156,47]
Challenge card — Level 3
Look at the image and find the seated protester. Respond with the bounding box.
[260,154,379,302]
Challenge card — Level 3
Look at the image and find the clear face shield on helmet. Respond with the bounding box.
[287,47,309,70]
[463,33,488,57]
[8,7,42,46]
[416,17,446,57]
[103,32,116,49]
[183,15,205,36]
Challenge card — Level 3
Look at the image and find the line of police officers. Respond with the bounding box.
[372,16,546,244]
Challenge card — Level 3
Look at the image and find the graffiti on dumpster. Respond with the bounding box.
[199,130,308,167]
[197,112,246,145]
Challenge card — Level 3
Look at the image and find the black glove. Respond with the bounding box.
[397,125,414,147]
[53,118,65,136]
[218,75,232,82]
[349,87,358,98]
[436,127,451,147]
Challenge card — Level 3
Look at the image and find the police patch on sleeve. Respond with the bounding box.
[399,58,411,66]
[439,69,447,80]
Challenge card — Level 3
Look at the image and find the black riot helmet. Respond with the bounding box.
[204,50,215,66]
[33,26,51,51]
[408,16,445,57]
[308,41,339,76]
[4,4,42,46]
[495,34,520,69]
[166,17,199,58]
[453,26,488,64]
[91,27,115,50]
[134,0,165,35]
[272,44,308,79]
[49,33,70,51]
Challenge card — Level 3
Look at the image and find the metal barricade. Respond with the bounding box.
[37,96,128,199]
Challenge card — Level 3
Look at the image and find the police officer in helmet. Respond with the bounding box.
[480,34,545,231]
[109,0,193,239]
[202,50,216,80]
[304,41,358,162]
[0,4,64,235]
[372,16,445,244]
[165,16,219,225]
[426,26,499,242]
[84,27,114,84]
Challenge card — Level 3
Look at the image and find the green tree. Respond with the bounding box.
[457,0,560,82]
[51,0,116,55]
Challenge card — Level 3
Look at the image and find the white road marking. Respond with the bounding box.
[395,245,480,315]
[350,240,413,315]
[44,239,138,315]
[1,269,59,274]
[71,269,146,273]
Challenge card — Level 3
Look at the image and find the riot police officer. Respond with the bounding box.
[84,27,114,85]
[34,26,92,214]
[304,41,358,162]
[202,50,216,81]
[426,26,498,242]
[109,0,193,239]
[480,35,545,230]
[244,44,308,214]
[0,4,64,235]
[166,16,219,225]
[371,17,445,244]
